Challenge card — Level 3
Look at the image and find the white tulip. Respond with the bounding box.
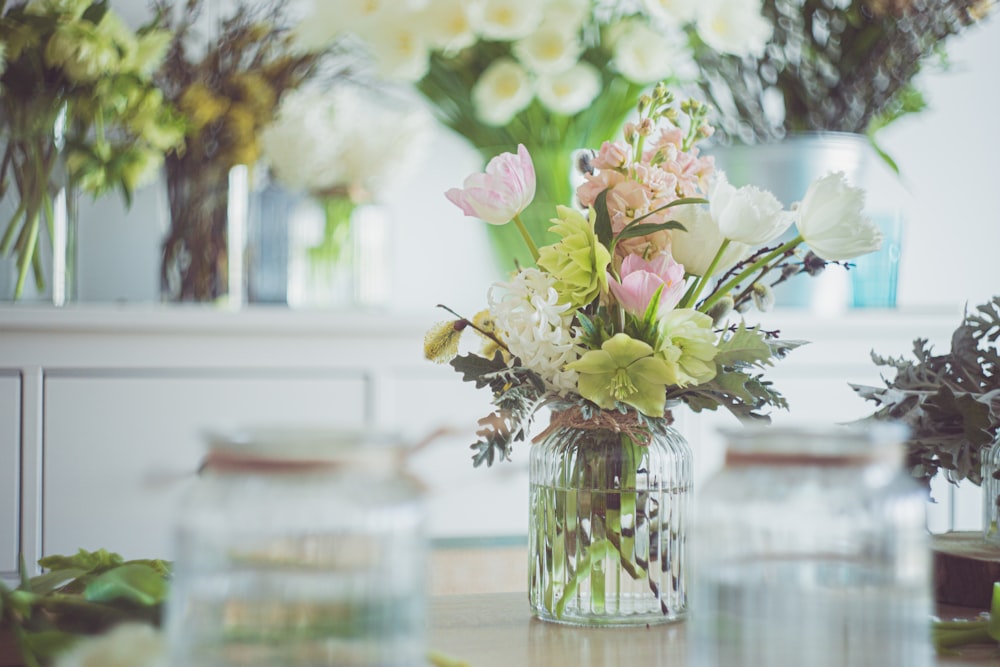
[468,0,544,41]
[696,0,772,58]
[709,172,792,245]
[513,21,583,74]
[795,172,883,261]
[535,62,601,115]
[669,205,751,277]
[472,58,534,126]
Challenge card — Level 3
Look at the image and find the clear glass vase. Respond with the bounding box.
[528,406,691,626]
[983,437,1000,545]
[0,109,77,305]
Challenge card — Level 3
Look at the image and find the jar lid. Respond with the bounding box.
[719,422,908,467]
[200,426,406,474]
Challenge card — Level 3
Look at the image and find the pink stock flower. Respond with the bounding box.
[608,252,686,318]
[445,144,536,224]
[591,141,631,170]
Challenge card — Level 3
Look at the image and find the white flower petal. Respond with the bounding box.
[535,62,601,115]
[795,172,883,261]
[472,58,534,126]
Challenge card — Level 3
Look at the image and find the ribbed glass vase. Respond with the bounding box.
[528,405,691,626]
[983,437,1000,545]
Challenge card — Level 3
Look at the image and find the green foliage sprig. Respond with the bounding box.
[0,549,170,667]
[852,296,1000,487]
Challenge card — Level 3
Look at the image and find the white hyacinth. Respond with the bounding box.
[488,268,580,394]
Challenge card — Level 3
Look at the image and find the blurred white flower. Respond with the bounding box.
[359,16,432,81]
[513,21,583,74]
[468,0,545,40]
[795,171,883,261]
[669,205,750,277]
[641,0,700,23]
[488,268,580,393]
[292,0,394,50]
[541,0,591,31]
[695,0,772,57]
[612,20,692,84]
[472,58,534,126]
[709,172,792,245]
[535,62,601,115]
[420,0,478,51]
[261,85,431,202]
[54,623,166,667]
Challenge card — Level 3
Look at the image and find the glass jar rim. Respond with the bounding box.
[201,426,405,473]
[718,422,908,467]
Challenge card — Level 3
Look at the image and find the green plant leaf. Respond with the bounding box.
[989,582,1000,641]
[615,220,686,242]
[83,564,168,606]
[593,189,612,249]
[28,568,87,595]
[449,352,507,389]
[712,324,773,368]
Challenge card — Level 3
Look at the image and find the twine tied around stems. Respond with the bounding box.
[532,405,673,446]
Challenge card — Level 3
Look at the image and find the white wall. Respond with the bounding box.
[83,2,1000,312]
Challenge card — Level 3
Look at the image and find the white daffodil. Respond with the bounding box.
[669,205,751,277]
[695,0,772,58]
[709,171,792,245]
[612,20,690,84]
[513,21,583,74]
[419,0,478,52]
[641,0,700,23]
[488,268,580,394]
[472,58,534,126]
[468,0,544,41]
[542,0,590,31]
[535,62,601,115]
[794,172,883,261]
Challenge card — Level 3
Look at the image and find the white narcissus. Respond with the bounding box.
[360,16,431,81]
[535,62,601,115]
[641,0,700,23]
[709,171,792,245]
[472,58,534,126]
[612,20,691,84]
[795,171,883,261]
[669,205,750,277]
[420,0,478,52]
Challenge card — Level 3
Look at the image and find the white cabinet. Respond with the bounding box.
[0,373,19,576]
[42,373,366,560]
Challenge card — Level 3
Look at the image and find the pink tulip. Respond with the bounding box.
[608,252,686,318]
[445,144,536,225]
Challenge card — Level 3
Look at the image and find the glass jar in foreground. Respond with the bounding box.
[164,428,426,667]
[689,424,932,667]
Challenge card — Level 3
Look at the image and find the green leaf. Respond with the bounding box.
[989,582,1000,641]
[83,564,168,606]
[593,189,612,249]
[449,352,507,389]
[81,0,109,24]
[38,549,123,574]
[28,568,87,595]
[713,324,773,368]
[615,220,686,242]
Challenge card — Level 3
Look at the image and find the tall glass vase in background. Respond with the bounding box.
[161,156,251,307]
[0,109,78,305]
[528,405,691,626]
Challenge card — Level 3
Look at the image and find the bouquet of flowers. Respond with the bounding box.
[0,0,184,301]
[152,0,322,302]
[258,83,430,300]
[424,86,882,623]
[689,0,994,157]
[295,0,773,272]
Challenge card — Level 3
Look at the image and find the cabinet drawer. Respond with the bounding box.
[0,373,19,574]
[43,372,366,560]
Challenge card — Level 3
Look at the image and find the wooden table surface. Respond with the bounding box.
[429,593,999,667]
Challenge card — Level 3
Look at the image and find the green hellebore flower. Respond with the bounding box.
[657,309,718,386]
[567,333,674,418]
[537,205,611,309]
